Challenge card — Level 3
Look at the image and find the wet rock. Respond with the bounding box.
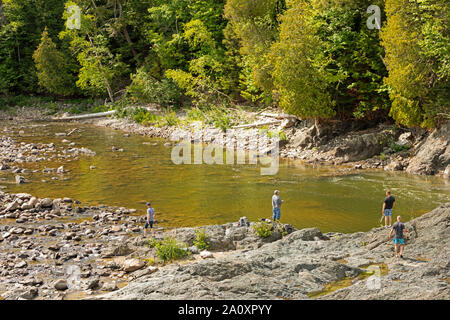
[15,175,25,184]
[40,198,53,208]
[122,259,145,273]
[102,282,119,292]
[54,279,68,291]
[20,288,38,300]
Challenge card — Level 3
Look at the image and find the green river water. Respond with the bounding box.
[1,122,449,233]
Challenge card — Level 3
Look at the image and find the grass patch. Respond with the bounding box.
[0,94,104,115]
[154,237,189,263]
[185,106,239,132]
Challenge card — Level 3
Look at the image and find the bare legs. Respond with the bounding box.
[385,215,392,227]
[399,244,404,257]
[394,244,405,258]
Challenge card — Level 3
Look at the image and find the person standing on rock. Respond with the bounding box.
[272,190,283,222]
[144,202,156,237]
[389,215,408,258]
[382,190,395,228]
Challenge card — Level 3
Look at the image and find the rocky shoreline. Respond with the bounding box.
[98,202,450,300]
[89,113,450,178]
[0,110,449,300]
[0,189,297,300]
[2,106,449,178]
[1,187,448,300]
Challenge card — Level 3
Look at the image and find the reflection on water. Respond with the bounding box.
[1,122,449,233]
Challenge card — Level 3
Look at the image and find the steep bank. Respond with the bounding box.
[99,203,450,300]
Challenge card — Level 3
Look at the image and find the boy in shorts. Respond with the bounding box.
[389,215,409,258]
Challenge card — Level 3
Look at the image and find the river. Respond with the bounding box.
[1,122,449,233]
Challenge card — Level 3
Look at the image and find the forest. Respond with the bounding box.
[0,0,448,128]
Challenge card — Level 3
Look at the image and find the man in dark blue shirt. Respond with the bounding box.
[389,215,409,258]
[381,190,395,228]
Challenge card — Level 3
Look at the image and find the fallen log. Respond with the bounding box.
[51,110,116,121]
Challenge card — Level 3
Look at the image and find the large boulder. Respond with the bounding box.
[332,130,394,162]
[54,279,68,291]
[40,198,53,208]
[101,244,134,258]
[406,123,450,175]
[122,259,145,273]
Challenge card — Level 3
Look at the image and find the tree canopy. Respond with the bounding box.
[0,0,448,128]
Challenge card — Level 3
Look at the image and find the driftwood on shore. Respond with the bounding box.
[50,110,116,122]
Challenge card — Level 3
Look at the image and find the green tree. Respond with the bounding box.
[381,0,449,127]
[269,0,389,120]
[0,0,67,93]
[224,0,286,101]
[59,1,129,101]
[33,28,77,95]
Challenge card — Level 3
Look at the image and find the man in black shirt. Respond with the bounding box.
[381,190,395,228]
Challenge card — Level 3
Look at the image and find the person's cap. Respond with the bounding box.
[274,190,279,194]
[146,202,151,206]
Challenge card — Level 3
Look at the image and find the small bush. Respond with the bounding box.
[145,238,161,248]
[390,142,411,153]
[161,111,179,127]
[193,228,210,251]
[267,130,288,141]
[253,221,273,238]
[155,238,189,263]
[144,257,154,265]
[127,68,183,108]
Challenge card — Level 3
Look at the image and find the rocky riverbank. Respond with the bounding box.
[1,186,448,300]
[0,189,296,300]
[98,202,450,300]
[90,112,450,178]
[2,105,449,178]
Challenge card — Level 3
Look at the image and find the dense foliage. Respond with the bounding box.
[0,0,448,127]
[381,0,449,127]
